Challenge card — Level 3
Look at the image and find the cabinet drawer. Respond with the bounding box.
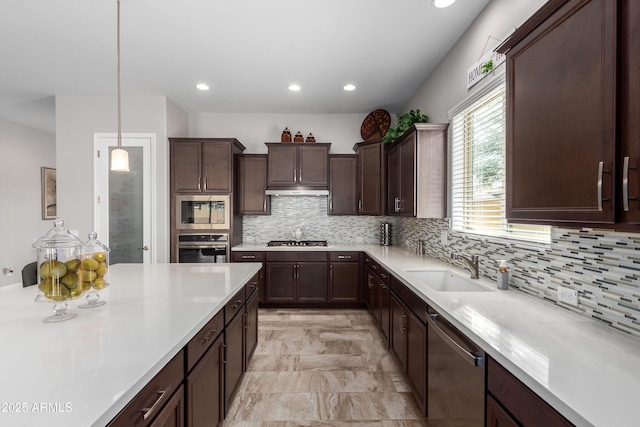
[266,251,327,262]
[487,356,573,426]
[367,260,390,285]
[225,287,245,325]
[108,351,184,427]
[329,251,360,262]
[185,311,224,372]
[232,251,265,262]
[245,272,260,299]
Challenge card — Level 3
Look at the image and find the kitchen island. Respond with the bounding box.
[233,243,640,427]
[0,262,261,427]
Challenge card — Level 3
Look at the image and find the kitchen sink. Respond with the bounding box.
[403,269,494,292]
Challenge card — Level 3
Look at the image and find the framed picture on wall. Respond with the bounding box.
[41,167,57,220]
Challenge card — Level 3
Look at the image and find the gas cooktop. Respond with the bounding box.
[267,240,328,247]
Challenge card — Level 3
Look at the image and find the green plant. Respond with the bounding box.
[481,59,494,74]
[382,109,429,144]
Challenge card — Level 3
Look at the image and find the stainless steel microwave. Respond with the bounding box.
[176,195,230,230]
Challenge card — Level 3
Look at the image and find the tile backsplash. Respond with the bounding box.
[243,196,640,338]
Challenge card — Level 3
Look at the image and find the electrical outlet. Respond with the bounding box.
[557,285,579,307]
[441,231,448,246]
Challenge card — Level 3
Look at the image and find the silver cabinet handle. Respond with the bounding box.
[359,200,362,212]
[330,264,333,278]
[624,156,630,211]
[293,170,296,182]
[337,255,351,259]
[198,176,202,191]
[241,255,255,259]
[394,197,400,213]
[142,389,168,420]
[426,311,483,367]
[299,169,302,183]
[204,176,208,191]
[597,161,604,211]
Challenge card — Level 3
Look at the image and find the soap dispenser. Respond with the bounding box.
[497,260,509,290]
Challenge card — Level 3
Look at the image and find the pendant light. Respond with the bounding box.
[110,0,129,172]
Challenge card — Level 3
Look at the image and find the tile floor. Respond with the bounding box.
[223,308,430,426]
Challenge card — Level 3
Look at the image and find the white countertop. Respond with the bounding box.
[0,262,261,427]
[234,243,640,427]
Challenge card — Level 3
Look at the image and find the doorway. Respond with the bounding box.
[94,133,155,264]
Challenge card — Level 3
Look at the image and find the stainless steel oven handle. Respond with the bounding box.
[426,311,483,367]
[177,244,228,249]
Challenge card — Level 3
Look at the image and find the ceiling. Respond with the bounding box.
[0,0,491,134]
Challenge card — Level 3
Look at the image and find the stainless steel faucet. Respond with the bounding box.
[451,253,479,279]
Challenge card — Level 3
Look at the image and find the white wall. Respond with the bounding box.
[0,119,55,286]
[403,0,547,121]
[55,95,177,262]
[191,113,367,154]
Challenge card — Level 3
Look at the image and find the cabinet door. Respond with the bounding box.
[486,395,519,427]
[265,263,297,303]
[172,142,203,193]
[390,295,407,371]
[358,142,383,215]
[387,145,400,214]
[186,336,223,427]
[297,262,327,303]
[245,290,259,368]
[225,312,245,416]
[399,134,416,216]
[379,280,391,344]
[267,145,298,186]
[364,270,373,315]
[329,262,359,303]
[239,155,269,215]
[299,145,329,186]
[149,385,184,427]
[619,0,640,226]
[202,141,232,193]
[329,155,357,215]
[406,310,427,415]
[505,0,616,225]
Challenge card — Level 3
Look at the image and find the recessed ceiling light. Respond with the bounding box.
[432,0,456,8]
[288,84,301,92]
[343,84,356,91]
[195,83,210,91]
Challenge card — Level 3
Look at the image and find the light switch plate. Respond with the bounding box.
[440,231,448,246]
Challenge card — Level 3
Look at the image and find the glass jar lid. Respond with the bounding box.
[32,218,83,249]
[80,231,111,255]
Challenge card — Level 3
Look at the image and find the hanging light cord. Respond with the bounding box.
[116,0,122,150]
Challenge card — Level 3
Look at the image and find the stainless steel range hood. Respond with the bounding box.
[265,188,329,196]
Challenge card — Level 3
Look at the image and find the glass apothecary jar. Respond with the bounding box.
[32,218,83,322]
[78,232,110,309]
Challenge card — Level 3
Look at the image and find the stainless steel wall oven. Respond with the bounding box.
[177,234,229,263]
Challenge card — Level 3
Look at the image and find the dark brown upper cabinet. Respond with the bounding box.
[354,140,386,215]
[239,154,270,215]
[170,138,245,194]
[266,143,330,189]
[386,124,448,218]
[499,0,639,229]
[329,154,357,215]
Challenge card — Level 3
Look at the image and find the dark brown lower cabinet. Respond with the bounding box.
[486,395,518,427]
[328,252,361,304]
[390,292,427,415]
[264,252,328,305]
[150,385,184,427]
[185,335,223,427]
[108,352,185,427]
[225,310,245,416]
[487,356,574,426]
[244,288,259,368]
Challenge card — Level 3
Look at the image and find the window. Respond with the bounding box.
[450,78,550,244]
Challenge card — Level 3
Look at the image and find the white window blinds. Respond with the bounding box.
[450,82,550,243]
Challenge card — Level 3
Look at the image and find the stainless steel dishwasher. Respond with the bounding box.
[425,304,485,426]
